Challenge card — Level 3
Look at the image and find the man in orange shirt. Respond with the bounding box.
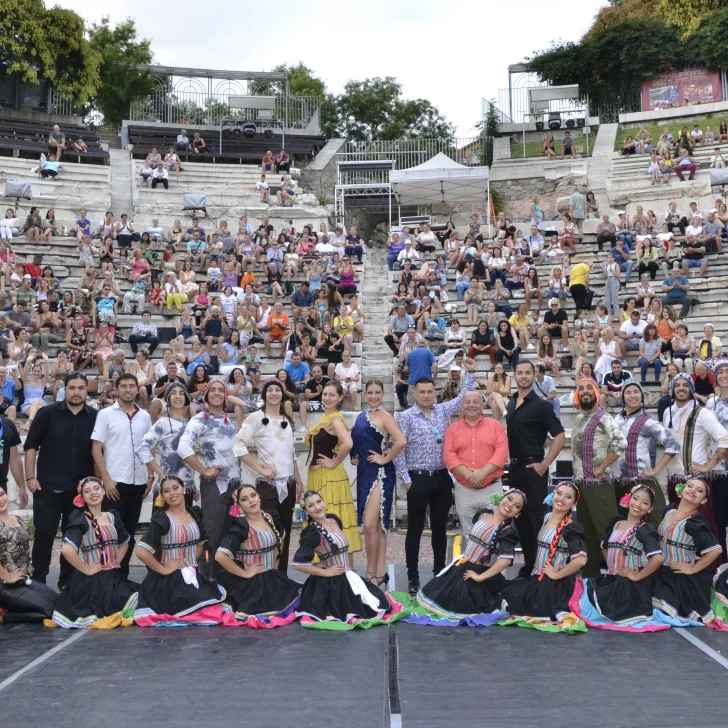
[443,390,509,533]
[264,301,289,358]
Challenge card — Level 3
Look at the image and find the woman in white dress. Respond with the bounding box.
[594,325,619,383]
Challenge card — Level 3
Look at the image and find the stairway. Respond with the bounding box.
[108,148,133,216]
[587,122,619,208]
[360,245,396,407]
[99,133,122,150]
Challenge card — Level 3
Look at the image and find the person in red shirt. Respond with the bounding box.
[25,254,42,286]
[264,301,289,358]
[443,390,508,533]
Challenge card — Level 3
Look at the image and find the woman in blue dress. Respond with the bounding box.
[350,380,406,588]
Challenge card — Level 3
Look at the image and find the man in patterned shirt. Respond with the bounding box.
[395,357,476,594]
[571,377,626,577]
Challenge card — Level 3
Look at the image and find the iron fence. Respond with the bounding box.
[341,137,493,170]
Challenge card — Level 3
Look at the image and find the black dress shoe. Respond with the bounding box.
[408,578,420,595]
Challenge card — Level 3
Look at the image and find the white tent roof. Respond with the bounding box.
[389,152,489,204]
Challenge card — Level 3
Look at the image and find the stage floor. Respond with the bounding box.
[2,564,728,728]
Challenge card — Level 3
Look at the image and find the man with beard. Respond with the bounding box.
[706,361,728,559]
[178,379,241,574]
[233,378,303,571]
[663,372,728,545]
[23,373,97,587]
[611,381,679,528]
[505,361,565,577]
[571,378,626,576]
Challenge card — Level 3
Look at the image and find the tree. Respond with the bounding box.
[658,0,724,35]
[683,7,728,68]
[0,0,99,105]
[86,17,155,128]
[336,77,454,141]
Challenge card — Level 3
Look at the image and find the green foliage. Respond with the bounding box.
[658,0,724,35]
[527,18,682,110]
[0,0,100,105]
[683,8,728,68]
[335,77,454,142]
[86,17,155,128]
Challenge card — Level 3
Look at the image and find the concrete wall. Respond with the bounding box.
[619,100,728,125]
[299,138,346,199]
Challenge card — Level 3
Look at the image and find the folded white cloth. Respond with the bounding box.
[345,570,382,612]
[181,566,199,589]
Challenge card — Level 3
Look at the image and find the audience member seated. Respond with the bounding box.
[276,149,291,172]
[47,125,65,160]
[176,129,189,151]
[151,163,169,189]
[192,133,207,153]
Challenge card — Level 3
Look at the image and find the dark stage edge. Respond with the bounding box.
[2,564,728,728]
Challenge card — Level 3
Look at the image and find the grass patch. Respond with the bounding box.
[614,113,728,151]
[510,133,596,159]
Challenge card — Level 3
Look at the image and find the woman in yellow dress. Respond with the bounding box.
[305,381,362,561]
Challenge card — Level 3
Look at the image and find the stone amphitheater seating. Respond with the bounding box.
[127,124,326,165]
[0,117,108,163]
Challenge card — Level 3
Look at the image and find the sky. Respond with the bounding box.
[61,0,607,135]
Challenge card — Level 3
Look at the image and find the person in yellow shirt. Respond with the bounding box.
[509,303,532,350]
[333,314,354,352]
[568,261,592,311]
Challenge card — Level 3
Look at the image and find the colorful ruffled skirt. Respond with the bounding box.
[48,569,137,629]
[220,568,300,628]
[498,574,587,634]
[297,570,408,630]
[404,559,508,627]
[134,568,226,627]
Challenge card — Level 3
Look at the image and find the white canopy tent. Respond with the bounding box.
[389,153,491,227]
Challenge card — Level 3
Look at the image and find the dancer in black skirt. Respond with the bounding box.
[573,484,667,631]
[406,488,525,626]
[293,490,407,630]
[134,475,225,626]
[216,483,300,628]
[51,477,137,628]
[499,482,588,633]
[0,486,57,622]
[652,478,722,626]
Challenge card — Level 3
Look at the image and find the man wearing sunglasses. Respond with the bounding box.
[395,356,476,595]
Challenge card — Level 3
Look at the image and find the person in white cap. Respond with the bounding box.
[541,297,569,350]
[441,363,463,401]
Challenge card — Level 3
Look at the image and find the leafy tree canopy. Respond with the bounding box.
[0,0,100,105]
[86,17,155,127]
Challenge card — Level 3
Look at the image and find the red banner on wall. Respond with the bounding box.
[642,68,722,111]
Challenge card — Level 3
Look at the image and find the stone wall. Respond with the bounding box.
[299,138,346,201]
[493,173,587,221]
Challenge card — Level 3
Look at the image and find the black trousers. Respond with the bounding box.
[395,383,409,408]
[510,462,548,571]
[597,233,616,251]
[129,333,160,354]
[257,477,296,572]
[31,488,77,587]
[103,483,145,578]
[405,469,452,579]
[570,284,588,311]
[199,475,235,578]
[151,178,169,189]
[384,333,403,355]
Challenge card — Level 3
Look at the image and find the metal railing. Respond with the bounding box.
[49,90,76,117]
[128,89,320,131]
[341,137,492,170]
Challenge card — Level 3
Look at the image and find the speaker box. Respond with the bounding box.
[4,180,31,199]
[183,193,207,210]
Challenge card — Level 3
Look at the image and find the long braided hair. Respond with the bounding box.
[230,483,284,550]
[540,482,580,581]
[75,477,108,567]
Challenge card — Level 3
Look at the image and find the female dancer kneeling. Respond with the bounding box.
[215,483,300,628]
[406,489,525,626]
[134,475,226,627]
[652,479,722,627]
[499,482,588,633]
[0,486,57,622]
[50,477,137,629]
[572,485,667,632]
[293,490,408,630]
